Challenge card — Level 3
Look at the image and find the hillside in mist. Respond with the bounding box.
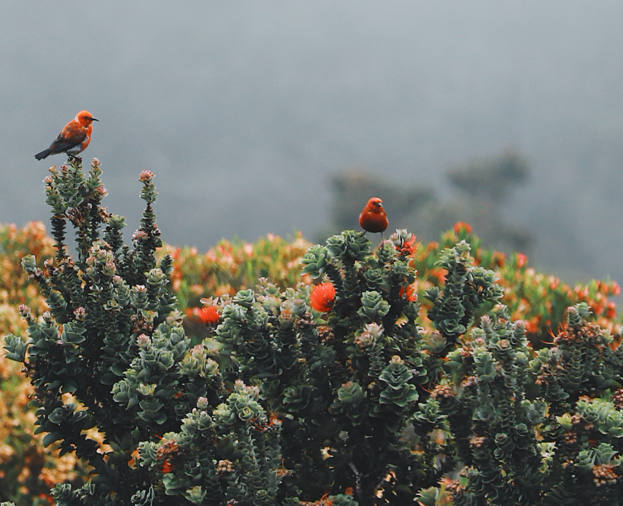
[2,1,623,283]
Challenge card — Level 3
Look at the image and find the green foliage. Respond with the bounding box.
[5,157,623,505]
[442,309,545,505]
[0,221,87,505]
[211,228,506,505]
[4,160,180,502]
[413,224,621,344]
[226,231,429,503]
[4,159,287,505]
[425,240,504,348]
[427,302,623,506]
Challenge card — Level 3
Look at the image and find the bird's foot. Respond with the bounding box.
[68,154,82,165]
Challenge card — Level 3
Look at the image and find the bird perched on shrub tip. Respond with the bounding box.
[35,110,98,160]
[359,197,388,234]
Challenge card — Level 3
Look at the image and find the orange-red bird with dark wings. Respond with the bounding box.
[35,111,98,160]
[359,197,388,234]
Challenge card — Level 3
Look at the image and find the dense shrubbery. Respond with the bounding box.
[1,159,623,504]
[0,222,87,505]
[411,223,620,344]
[175,221,620,349]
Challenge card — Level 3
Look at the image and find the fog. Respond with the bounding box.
[2,1,623,283]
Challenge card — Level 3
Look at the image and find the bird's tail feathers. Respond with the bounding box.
[34,149,51,160]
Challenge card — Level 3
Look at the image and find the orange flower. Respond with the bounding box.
[428,268,448,285]
[493,251,506,268]
[193,305,220,324]
[524,316,540,334]
[310,283,336,312]
[515,252,528,269]
[138,170,154,182]
[214,284,235,296]
[454,222,472,234]
[161,459,173,474]
[400,283,417,302]
[397,234,417,256]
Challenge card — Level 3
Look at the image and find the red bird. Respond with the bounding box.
[359,197,388,234]
[35,110,98,160]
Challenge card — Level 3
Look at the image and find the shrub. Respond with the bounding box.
[0,222,85,505]
[4,158,623,505]
[3,160,295,505]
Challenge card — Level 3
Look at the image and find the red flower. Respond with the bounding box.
[193,305,220,324]
[310,283,336,313]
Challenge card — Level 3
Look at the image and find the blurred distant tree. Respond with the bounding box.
[442,149,531,252]
[322,150,532,255]
[448,149,529,203]
[315,170,435,241]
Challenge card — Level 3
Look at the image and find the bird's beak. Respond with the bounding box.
[92,117,99,122]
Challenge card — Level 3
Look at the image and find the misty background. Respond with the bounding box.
[2,2,623,284]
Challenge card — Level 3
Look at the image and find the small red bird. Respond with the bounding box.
[35,110,98,160]
[359,197,388,234]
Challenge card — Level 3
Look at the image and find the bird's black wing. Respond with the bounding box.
[46,130,87,154]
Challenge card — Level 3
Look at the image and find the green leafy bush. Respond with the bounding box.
[0,222,85,505]
[4,158,623,505]
[3,160,295,505]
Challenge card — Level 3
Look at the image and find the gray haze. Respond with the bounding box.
[2,1,623,284]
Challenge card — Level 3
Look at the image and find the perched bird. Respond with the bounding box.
[35,111,98,160]
[359,197,388,235]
